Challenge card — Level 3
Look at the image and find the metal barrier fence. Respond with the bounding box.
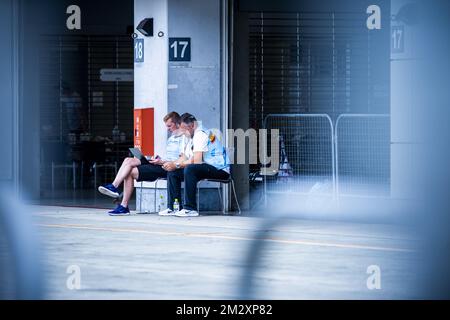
[262,114,391,201]
[335,114,390,197]
[248,114,391,299]
[263,114,335,200]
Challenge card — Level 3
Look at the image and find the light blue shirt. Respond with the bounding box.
[193,127,230,173]
[165,132,186,161]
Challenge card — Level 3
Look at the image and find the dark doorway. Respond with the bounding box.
[34,0,134,207]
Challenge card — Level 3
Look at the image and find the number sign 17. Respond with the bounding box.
[169,38,191,62]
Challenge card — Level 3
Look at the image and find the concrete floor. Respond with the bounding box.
[32,205,421,299]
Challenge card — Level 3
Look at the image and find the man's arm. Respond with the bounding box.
[162,154,187,171]
[163,151,202,170]
[180,130,208,167]
[180,151,202,168]
[149,156,165,165]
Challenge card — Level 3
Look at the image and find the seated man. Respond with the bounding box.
[98,111,186,216]
[159,113,230,217]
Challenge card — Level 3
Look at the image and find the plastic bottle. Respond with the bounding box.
[159,194,165,212]
[173,198,180,212]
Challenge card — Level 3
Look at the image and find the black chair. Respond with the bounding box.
[196,177,241,215]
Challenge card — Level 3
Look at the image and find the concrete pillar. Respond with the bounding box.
[134,0,168,158]
[390,0,422,200]
[232,11,250,211]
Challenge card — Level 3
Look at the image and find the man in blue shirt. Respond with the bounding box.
[158,113,230,217]
[98,112,186,215]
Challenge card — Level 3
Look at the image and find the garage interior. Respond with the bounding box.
[231,0,390,211]
[35,0,392,212]
[36,0,135,206]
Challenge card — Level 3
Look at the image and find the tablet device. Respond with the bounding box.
[129,147,150,165]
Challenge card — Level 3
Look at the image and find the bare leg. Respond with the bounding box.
[112,157,141,188]
[121,167,139,208]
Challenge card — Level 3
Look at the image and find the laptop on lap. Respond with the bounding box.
[129,147,150,165]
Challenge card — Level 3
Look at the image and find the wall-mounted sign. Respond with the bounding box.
[100,69,133,82]
[169,38,191,62]
[134,38,144,62]
[391,26,405,54]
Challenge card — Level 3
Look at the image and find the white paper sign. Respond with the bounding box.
[100,69,133,82]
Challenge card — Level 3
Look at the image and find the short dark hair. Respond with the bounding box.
[180,113,197,125]
[163,111,181,124]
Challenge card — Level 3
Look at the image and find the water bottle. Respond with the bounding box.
[173,198,180,212]
[159,194,165,212]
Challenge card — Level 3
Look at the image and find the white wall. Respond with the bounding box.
[134,0,169,158]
